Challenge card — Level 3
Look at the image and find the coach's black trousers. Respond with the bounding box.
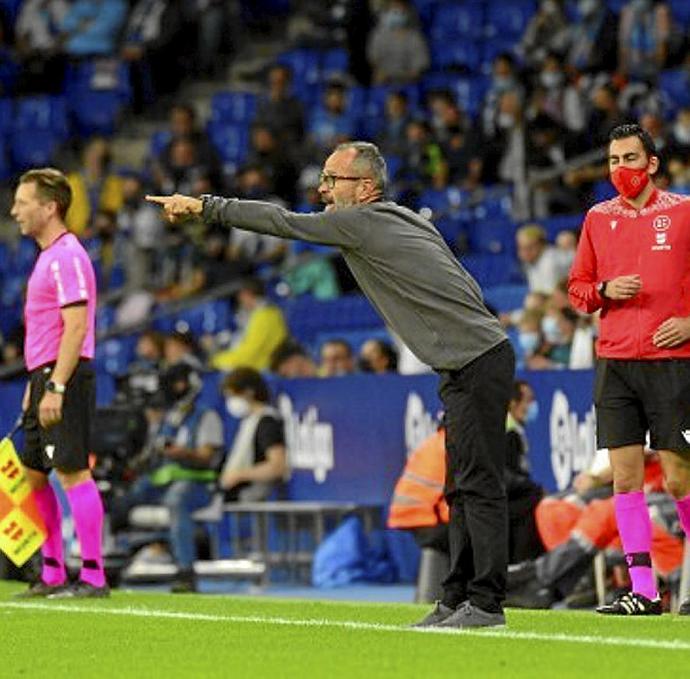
[437,340,515,614]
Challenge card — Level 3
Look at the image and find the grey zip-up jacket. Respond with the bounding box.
[202,197,507,371]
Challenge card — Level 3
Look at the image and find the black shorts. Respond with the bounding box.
[21,361,95,473]
[594,358,690,453]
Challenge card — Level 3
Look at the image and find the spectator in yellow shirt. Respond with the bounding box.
[66,137,124,236]
[210,278,288,372]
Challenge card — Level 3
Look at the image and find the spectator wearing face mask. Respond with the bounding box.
[482,54,524,139]
[516,308,545,367]
[528,306,580,369]
[219,368,288,501]
[618,0,674,82]
[531,53,588,134]
[366,0,429,86]
[518,0,569,68]
[565,0,618,75]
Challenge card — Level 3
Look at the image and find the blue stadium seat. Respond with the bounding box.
[0,98,12,134]
[592,180,616,204]
[0,300,21,335]
[207,122,250,166]
[431,42,482,72]
[94,336,138,377]
[10,129,61,171]
[284,295,382,344]
[668,0,690,26]
[484,0,536,38]
[365,84,420,120]
[411,0,440,30]
[11,236,39,275]
[473,192,513,220]
[483,284,529,313]
[210,91,257,125]
[0,0,22,20]
[63,59,132,103]
[321,49,349,80]
[421,73,490,118]
[467,218,517,255]
[540,213,584,241]
[659,69,690,112]
[0,272,23,306]
[96,305,117,333]
[149,130,172,159]
[481,38,519,72]
[70,90,123,136]
[384,154,403,182]
[13,96,69,139]
[277,49,321,100]
[0,134,11,180]
[431,2,485,41]
[460,252,525,287]
[176,299,232,336]
[435,214,470,249]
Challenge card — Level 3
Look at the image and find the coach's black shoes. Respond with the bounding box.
[48,581,111,599]
[596,591,662,616]
[411,601,456,627]
[678,598,690,615]
[14,580,67,599]
[437,602,507,629]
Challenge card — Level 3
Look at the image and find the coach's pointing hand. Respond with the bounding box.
[146,194,203,222]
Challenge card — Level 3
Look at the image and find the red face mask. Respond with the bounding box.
[610,165,650,199]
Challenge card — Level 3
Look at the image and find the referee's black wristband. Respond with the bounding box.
[597,281,608,299]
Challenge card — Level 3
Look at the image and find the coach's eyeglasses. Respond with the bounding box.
[319,172,367,189]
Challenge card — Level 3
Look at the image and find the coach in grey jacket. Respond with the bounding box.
[148,141,515,628]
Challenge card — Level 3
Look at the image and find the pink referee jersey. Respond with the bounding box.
[24,232,97,371]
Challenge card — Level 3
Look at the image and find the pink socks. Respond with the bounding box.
[33,485,66,587]
[65,479,106,588]
[614,491,657,600]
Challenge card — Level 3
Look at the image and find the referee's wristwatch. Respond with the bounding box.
[597,281,609,299]
[46,380,66,395]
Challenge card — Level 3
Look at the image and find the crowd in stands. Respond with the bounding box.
[0,0,689,379]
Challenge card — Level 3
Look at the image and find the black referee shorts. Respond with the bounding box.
[594,358,690,453]
[21,361,95,473]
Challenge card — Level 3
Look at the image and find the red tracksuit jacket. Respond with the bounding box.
[568,189,690,359]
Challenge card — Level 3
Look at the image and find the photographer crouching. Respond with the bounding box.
[109,361,224,592]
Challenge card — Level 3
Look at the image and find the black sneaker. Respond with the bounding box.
[678,598,690,615]
[437,602,506,629]
[596,591,662,616]
[410,601,457,627]
[504,578,555,610]
[171,571,197,594]
[14,580,67,599]
[48,581,110,599]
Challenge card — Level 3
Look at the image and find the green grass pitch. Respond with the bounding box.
[2,581,690,678]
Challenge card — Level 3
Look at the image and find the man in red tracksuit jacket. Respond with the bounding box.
[568,123,690,616]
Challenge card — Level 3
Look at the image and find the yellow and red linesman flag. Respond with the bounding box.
[0,436,46,566]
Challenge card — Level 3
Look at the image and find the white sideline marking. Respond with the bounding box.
[2,601,690,651]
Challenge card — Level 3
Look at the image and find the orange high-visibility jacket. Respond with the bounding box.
[388,429,449,529]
